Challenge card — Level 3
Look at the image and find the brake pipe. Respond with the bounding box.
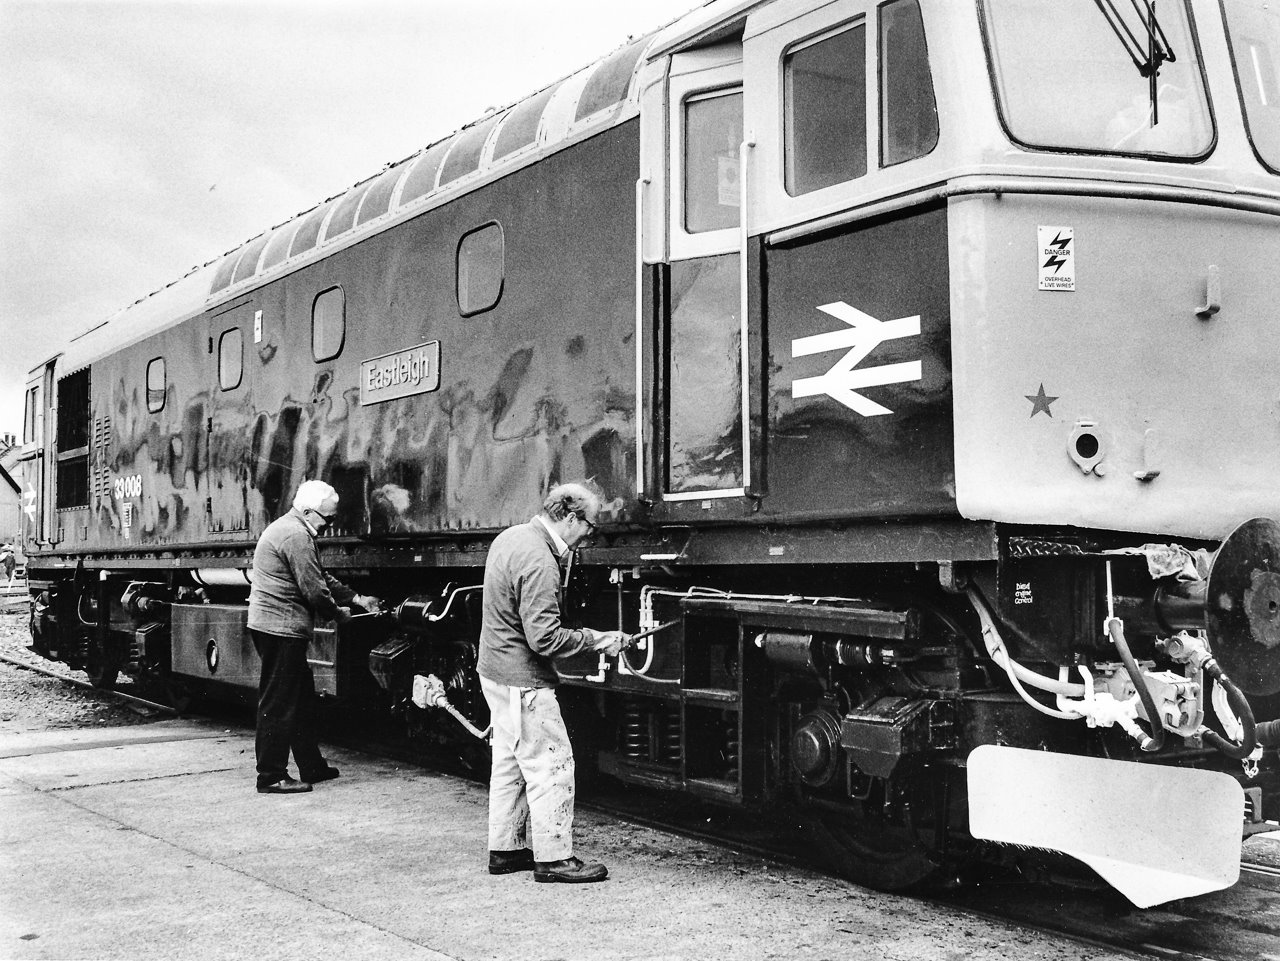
[1103,617,1164,753]
[630,585,863,680]
[424,585,484,622]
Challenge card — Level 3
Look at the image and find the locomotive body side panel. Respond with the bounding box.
[949,192,1280,540]
[89,316,213,548]
[763,204,954,519]
[82,121,641,553]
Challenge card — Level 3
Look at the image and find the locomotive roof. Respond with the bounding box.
[53,0,762,378]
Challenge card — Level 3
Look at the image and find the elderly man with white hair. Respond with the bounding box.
[247,480,381,795]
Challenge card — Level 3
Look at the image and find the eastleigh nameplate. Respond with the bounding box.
[359,341,441,405]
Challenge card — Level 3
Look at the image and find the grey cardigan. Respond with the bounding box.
[247,509,355,639]
[476,518,594,687]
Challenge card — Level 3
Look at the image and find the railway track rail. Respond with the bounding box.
[4,643,1277,960]
[0,648,177,717]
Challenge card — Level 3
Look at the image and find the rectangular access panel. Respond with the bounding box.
[171,603,257,687]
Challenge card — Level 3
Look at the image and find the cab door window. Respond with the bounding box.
[684,89,744,232]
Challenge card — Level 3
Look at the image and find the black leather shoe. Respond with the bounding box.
[256,777,312,795]
[300,766,340,784]
[534,856,608,883]
[488,849,535,875]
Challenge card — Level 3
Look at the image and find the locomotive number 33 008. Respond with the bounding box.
[113,474,143,499]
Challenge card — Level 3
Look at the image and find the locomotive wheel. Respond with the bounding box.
[158,673,197,713]
[807,810,938,892]
[82,641,119,690]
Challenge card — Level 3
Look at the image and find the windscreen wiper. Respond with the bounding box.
[1092,0,1178,124]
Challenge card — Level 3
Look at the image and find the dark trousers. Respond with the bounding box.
[251,630,326,787]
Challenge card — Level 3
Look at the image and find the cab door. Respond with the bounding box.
[665,46,749,505]
[206,299,256,535]
[740,0,955,520]
[636,38,755,517]
[16,363,55,550]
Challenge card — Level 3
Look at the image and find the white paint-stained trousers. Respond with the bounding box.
[480,677,576,862]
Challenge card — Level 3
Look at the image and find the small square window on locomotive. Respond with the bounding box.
[312,286,346,362]
[146,357,166,412]
[218,328,243,391]
[457,222,504,316]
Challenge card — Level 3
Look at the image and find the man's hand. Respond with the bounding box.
[354,594,383,613]
[589,630,630,657]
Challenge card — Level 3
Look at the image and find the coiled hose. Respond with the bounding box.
[1200,660,1258,760]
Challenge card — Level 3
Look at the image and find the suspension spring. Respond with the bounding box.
[723,715,740,776]
[621,702,648,759]
[661,707,682,764]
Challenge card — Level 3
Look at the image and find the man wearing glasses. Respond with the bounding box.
[477,481,629,882]
[247,479,381,795]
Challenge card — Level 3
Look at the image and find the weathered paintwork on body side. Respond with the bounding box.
[82,123,641,551]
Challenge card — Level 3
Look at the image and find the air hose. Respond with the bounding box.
[1104,617,1164,753]
[413,674,491,741]
[1257,719,1280,748]
[1200,660,1257,760]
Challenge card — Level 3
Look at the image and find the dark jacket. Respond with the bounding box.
[476,518,594,687]
[247,509,355,639]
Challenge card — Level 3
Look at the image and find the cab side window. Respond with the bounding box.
[22,386,39,444]
[880,0,939,166]
[783,23,867,196]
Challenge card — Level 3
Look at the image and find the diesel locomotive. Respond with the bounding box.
[12,0,1280,907]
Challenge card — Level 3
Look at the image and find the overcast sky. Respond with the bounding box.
[0,0,699,439]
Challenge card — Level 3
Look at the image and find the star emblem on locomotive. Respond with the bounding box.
[1025,383,1059,418]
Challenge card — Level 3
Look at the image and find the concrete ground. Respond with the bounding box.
[0,719,1128,961]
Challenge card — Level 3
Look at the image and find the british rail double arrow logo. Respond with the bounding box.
[791,302,922,417]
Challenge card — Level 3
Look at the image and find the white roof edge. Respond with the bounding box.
[647,0,762,59]
[55,264,219,376]
[60,7,718,363]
